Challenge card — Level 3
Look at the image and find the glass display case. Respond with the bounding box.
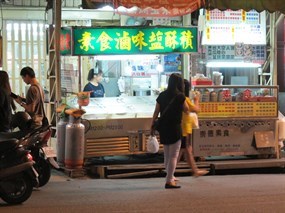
[67,96,157,120]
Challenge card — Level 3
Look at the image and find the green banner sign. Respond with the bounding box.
[73,27,197,55]
[60,28,72,55]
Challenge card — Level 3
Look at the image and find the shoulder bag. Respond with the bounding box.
[152,95,177,132]
[33,84,49,127]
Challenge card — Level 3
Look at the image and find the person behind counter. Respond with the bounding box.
[83,69,105,98]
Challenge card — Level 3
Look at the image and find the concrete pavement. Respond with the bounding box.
[1,170,285,213]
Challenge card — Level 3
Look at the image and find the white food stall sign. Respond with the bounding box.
[202,9,266,45]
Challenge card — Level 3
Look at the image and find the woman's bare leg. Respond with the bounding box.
[185,135,208,176]
[185,136,198,173]
[177,148,186,163]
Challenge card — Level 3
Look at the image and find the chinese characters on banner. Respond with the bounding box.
[73,27,198,55]
[60,28,72,55]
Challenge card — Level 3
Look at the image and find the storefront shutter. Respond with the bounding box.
[2,20,48,97]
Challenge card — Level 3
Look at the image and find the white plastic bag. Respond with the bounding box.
[147,136,159,153]
[190,113,199,129]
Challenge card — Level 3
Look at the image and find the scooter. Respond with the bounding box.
[0,137,39,204]
[0,125,59,187]
[17,125,59,187]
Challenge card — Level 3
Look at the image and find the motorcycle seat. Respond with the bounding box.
[0,139,18,151]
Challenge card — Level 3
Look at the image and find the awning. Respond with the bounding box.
[204,0,285,13]
[82,0,285,17]
[82,0,203,17]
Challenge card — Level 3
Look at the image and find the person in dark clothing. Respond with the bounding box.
[151,73,189,189]
[83,69,105,98]
[0,71,16,132]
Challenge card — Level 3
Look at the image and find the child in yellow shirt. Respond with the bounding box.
[177,79,208,177]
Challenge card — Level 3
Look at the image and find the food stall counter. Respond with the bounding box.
[67,96,157,157]
[192,85,280,159]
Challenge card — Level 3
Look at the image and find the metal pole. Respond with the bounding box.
[78,56,82,109]
[182,14,191,80]
[270,13,277,86]
[54,0,61,105]
[78,56,82,92]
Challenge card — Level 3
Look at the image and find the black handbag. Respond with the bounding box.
[153,95,177,132]
[153,118,161,131]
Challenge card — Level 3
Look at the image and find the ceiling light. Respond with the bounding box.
[206,61,261,68]
[94,55,158,60]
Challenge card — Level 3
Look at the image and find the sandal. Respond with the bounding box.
[165,182,181,189]
[193,169,209,177]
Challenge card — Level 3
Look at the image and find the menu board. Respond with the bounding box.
[202,9,266,45]
[206,45,266,64]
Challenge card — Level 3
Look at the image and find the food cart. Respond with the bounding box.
[192,85,280,159]
[189,9,283,159]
